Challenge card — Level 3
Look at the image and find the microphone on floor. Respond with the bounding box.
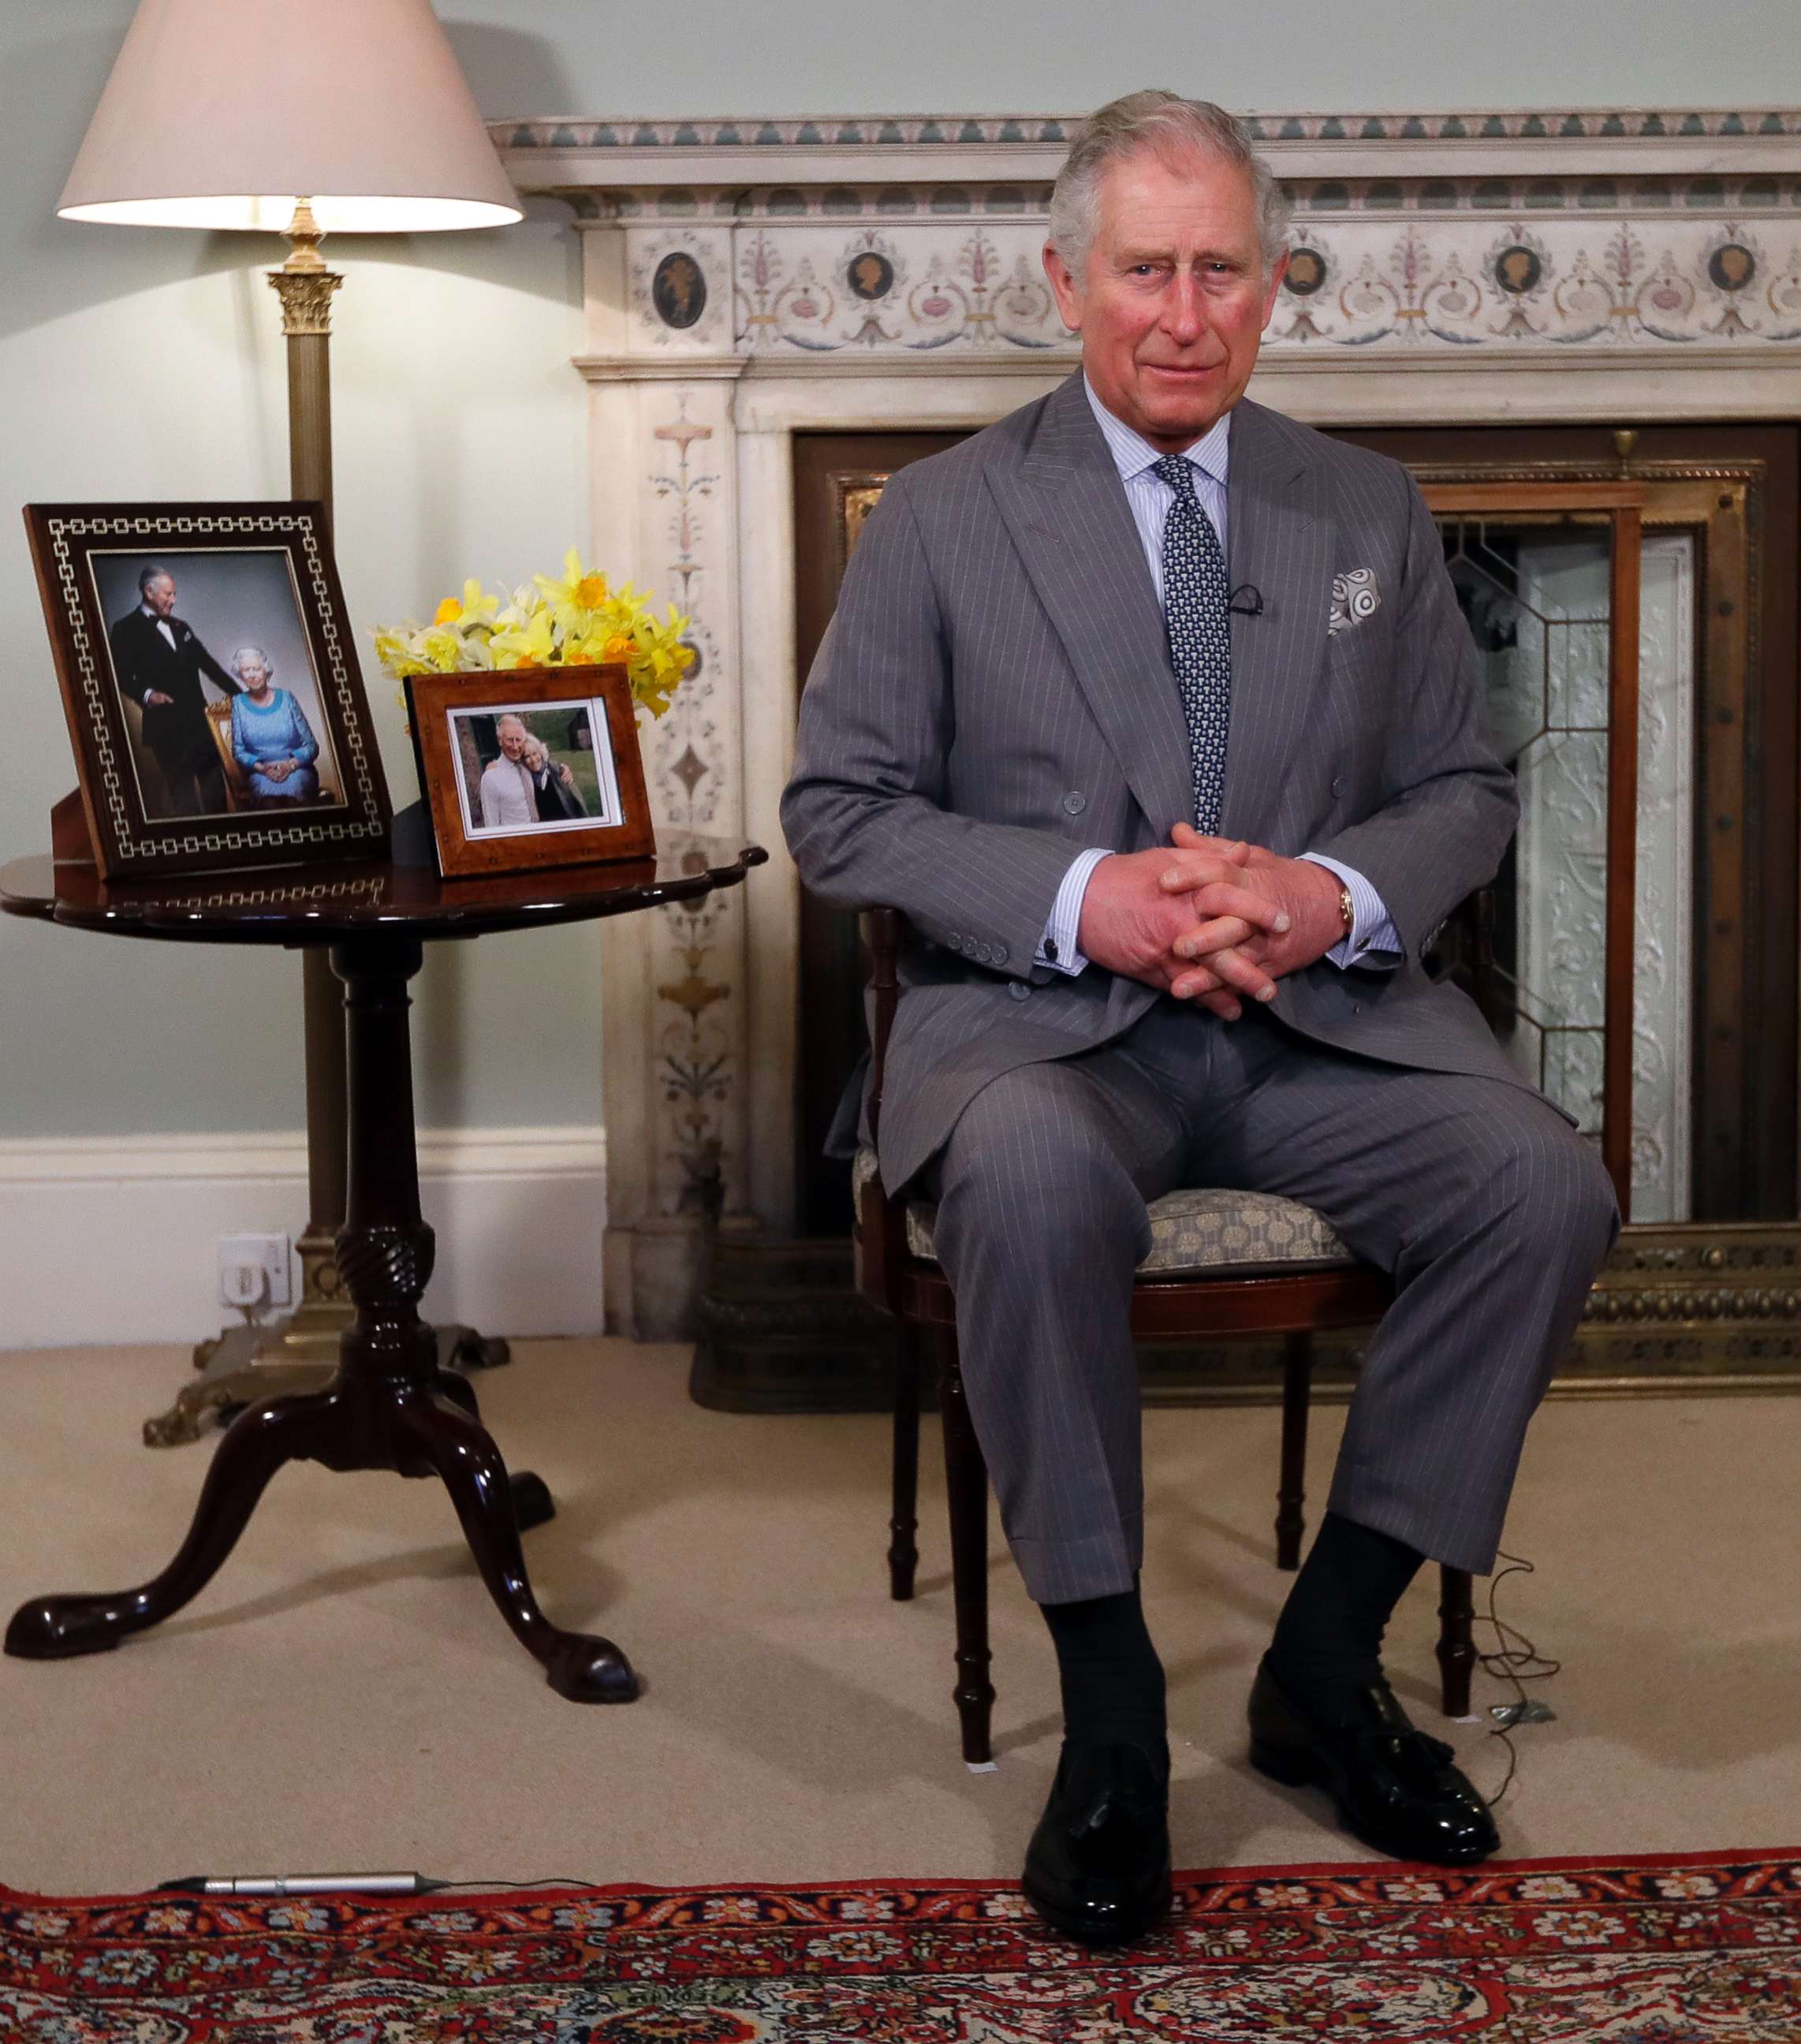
[157,1871,452,1897]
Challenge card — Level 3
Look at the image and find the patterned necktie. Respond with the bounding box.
[1152,453,1232,834]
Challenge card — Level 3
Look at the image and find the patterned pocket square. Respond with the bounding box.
[1328,567,1382,636]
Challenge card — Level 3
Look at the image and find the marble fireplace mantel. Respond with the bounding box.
[492,108,1801,1337]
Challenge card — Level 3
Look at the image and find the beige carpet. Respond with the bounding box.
[2,1339,1798,1897]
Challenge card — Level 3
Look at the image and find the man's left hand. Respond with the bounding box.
[1158,822,1347,1013]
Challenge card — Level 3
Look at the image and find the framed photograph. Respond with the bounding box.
[24,501,390,879]
[405,665,654,878]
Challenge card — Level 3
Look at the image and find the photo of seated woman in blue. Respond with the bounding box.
[228,645,320,803]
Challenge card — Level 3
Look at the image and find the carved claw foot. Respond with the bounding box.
[509,1471,555,1532]
[544,1633,639,1704]
[6,1595,130,1660]
[454,1332,511,1371]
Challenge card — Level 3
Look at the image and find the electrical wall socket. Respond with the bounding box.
[218,1233,293,1311]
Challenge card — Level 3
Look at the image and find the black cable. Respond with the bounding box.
[1473,1546,1560,1806]
[431,1877,607,1893]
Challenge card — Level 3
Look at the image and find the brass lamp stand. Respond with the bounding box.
[144,203,507,1445]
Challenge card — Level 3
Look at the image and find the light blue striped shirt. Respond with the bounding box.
[1035,380,1400,978]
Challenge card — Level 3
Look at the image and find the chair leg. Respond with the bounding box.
[888,1325,922,1602]
[1276,1331,1311,1572]
[937,1327,995,1766]
[1436,1565,1476,1718]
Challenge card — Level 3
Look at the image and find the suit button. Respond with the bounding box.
[976,942,993,963]
[992,942,1009,964]
[947,931,962,947]
[1331,775,1345,796]
[1062,791,1087,815]
[1009,983,1031,1001]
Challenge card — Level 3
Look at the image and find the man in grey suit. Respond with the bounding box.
[783,91,1617,1941]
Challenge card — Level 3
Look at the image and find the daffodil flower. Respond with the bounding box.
[490,605,557,670]
[373,557,695,716]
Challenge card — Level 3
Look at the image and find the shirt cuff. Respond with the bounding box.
[1298,853,1403,969]
[1037,847,1112,975]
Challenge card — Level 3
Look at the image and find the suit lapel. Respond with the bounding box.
[986,373,1193,835]
[1217,400,1333,845]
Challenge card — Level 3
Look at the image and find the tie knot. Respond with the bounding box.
[1153,454,1198,501]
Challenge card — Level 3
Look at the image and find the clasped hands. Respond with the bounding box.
[1075,823,1347,1020]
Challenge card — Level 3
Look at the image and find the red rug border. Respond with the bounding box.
[5,1842,1797,1913]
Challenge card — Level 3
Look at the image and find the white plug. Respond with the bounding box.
[220,1259,267,1309]
[218,1234,290,1311]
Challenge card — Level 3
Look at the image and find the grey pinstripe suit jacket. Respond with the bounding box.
[781,370,1534,1197]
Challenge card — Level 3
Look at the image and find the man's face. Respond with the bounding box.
[497,718,527,760]
[145,576,177,617]
[1045,146,1286,452]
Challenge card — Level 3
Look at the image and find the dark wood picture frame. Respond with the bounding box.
[405,663,654,879]
[24,500,390,880]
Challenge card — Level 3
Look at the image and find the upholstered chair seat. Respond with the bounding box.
[852,1147,1356,1277]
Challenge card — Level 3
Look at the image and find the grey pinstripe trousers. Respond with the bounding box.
[923,998,1619,1605]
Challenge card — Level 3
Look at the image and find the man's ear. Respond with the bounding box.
[1043,241,1084,334]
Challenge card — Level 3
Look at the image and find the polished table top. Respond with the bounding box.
[0,837,767,946]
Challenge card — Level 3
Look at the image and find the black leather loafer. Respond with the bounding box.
[1021,1740,1172,1945]
[1247,1656,1500,1866]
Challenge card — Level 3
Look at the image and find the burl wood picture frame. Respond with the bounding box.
[406,664,654,879]
[24,501,391,880]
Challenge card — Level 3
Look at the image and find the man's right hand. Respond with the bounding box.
[1076,843,1288,1005]
[145,690,173,706]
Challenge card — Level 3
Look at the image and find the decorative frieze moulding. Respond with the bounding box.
[497,105,1801,188]
[502,110,1801,368]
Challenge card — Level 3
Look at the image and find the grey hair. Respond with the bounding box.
[230,645,271,677]
[494,712,528,732]
[138,564,173,595]
[1048,90,1291,280]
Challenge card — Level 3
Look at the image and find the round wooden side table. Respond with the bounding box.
[0,838,766,1703]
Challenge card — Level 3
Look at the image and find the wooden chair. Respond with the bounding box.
[205,698,251,811]
[205,698,339,810]
[852,906,1476,1766]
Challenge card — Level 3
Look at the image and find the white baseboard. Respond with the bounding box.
[0,1127,607,1350]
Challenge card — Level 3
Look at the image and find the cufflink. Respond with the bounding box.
[1043,938,1059,962]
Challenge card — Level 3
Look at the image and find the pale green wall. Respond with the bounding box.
[1,0,1792,1137]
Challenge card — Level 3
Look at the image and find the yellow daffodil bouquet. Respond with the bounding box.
[374,552,695,718]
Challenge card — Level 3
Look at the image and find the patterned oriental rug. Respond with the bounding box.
[4,1852,1799,2042]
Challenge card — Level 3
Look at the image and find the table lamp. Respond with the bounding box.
[58,0,523,1423]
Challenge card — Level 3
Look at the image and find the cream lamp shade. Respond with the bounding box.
[58,0,521,234]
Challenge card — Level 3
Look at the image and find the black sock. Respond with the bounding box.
[1041,1583,1167,1765]
[1266,1511,1426,1714]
